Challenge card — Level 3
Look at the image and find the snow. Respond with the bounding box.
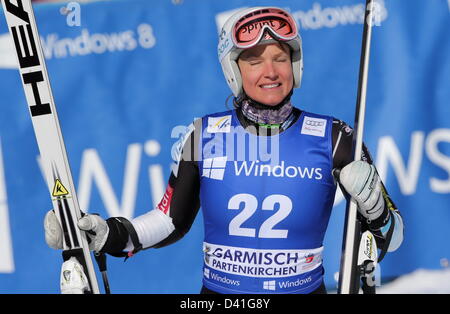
[377,268,450,294]
[328,268,450,294]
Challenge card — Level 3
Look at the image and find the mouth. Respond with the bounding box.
[260,83,281,89]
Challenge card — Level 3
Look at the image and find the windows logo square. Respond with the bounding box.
[204,268,210,279]
[202,157,227,180]
[263,280,276,291]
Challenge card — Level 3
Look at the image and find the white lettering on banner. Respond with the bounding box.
[0,138,14,274]
[77,141,165,218]
[426,129,450,193]
[376,130,450,195]
[376,132,424,195]
[40,24,156,60]
[203,242,322,278]
[292,0,388,30]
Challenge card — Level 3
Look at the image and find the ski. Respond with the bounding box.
[338,0,376,294]
[1,0,100,293]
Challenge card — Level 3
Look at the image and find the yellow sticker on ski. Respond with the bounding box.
[52,179,69,197]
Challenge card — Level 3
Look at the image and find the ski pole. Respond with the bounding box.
[94,252,111,294]
[338,0,376,294]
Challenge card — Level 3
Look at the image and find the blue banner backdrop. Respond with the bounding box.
[0,0,449,293]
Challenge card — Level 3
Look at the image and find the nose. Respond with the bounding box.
[263,61,278,80]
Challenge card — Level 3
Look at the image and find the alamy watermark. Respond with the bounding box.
[170,121,281,166]
[60,2,81,27]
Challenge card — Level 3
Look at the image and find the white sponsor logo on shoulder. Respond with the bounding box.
[207,115,231,133]
[301,116,327,137]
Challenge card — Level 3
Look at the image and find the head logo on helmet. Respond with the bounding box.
[218,7,303,98]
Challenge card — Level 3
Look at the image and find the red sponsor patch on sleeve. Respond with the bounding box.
[157,184,174,215]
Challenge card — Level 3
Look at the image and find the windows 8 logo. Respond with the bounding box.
[202,157,228,180]
[263,280,276,291]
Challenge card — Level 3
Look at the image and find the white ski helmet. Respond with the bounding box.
[218,7,303,98]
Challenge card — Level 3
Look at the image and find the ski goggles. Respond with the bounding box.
[232,8,298,49]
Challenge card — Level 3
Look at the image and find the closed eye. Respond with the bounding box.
[275,57,288,63]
